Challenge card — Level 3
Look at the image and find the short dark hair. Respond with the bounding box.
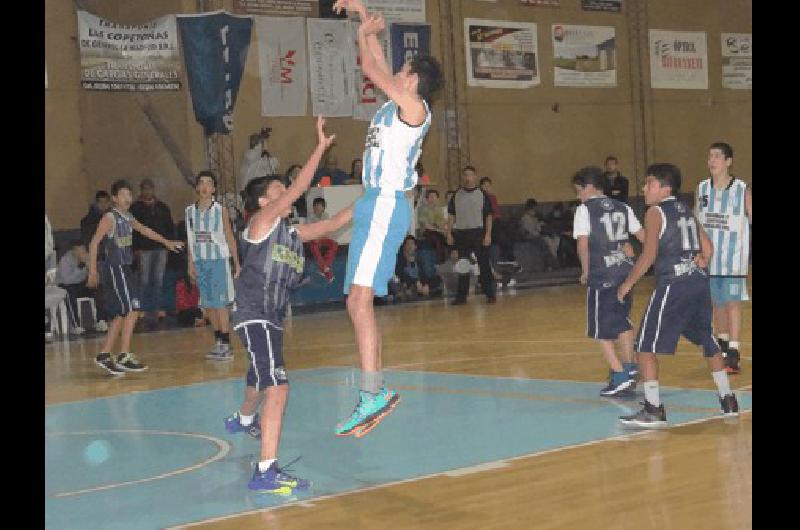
[425,189,439,198]
[409,55,443,103]
[111,179,132,196]
[479,177,492,186]
[571,166,605,189]
[244,175,284,213]
[140,178,155,189]
[403,234,416,245]
[195,170,217,187]
[312,197,326,208]
[709,142,733,160]
[95,190,110,201]
[462,165,477,174]
[605,155,618,164]
[524,198,538,211]
[646,163,682,193]
[69,239,85,250]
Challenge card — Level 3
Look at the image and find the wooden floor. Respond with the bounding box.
[45,277,752,529]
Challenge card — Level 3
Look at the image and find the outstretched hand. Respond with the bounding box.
[333,0,367,17]
[359,13,385,36]
[316,116,336,150]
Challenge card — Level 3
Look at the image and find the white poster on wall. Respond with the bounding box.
[363,0,426,24]
[553,24,616,87]
[77,10,181,91]
[649,30,708,90]
[255,17,308,116]
[721,33,751,89]
[465,18,540,89]
[307,18,355,117]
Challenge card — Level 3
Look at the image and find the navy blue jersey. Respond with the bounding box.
[584,196,636,287]
[232,217,304,326]
[103,209,135,266]
[654,197,706,285]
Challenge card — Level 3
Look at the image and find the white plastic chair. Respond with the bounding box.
[76,297,97,329]
[45,286,69,337]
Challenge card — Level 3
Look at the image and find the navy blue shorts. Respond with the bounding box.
[634,278,720,357]
[101,264,141,318]
[234,320,288,391]
[587,283,632,340]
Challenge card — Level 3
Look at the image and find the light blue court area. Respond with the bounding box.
[45,368,752,529]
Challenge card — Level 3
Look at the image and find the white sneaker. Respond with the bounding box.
[95,320,108,332]
[70,326,85,335]
[507,278,517,287]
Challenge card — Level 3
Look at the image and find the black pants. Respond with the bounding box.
[60,282,106,328]
[453,228,496,300]
[492,219,516,262]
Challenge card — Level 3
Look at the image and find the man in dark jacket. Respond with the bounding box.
[80,190,111,245]
[602,156,630,205]
[130,178,175,319]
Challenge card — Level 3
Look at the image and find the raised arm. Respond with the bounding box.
[336,1,425,122]
[617,206,663,301]
[295,205,354,242]
[249,118,335,240]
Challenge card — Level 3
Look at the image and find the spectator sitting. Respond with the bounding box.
[175,275,207,328]
[437,248,474,298]
[416,189,449,263]
[306,197,339,283]
[312,155,349,186]
[56,240,108,334]
[518,199,559,271]
[390,235,442,299]
[343,158,363,185]
[80,190,112,246]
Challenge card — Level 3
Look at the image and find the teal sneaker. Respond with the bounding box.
[335,388,400,437]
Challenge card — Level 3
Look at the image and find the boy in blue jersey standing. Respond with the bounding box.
[572,166,645,397]
[332,0,443,438]
[87,179,184,376]
[616,164,739,428]
[185,171,242,361]
[695,142,752,374]
[224,118,355,492]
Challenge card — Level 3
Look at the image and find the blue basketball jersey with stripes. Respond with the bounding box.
[231,217,304,326]
[654,197,707,285]
[104,209,135,266]
[695,177,750,277]
[362,99,431,191]
[186,201,231,261]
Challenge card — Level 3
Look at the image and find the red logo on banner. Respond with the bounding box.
[280,50,296,84]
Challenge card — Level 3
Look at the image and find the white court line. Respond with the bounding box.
[167,410,752,529]
[46,430,231,498]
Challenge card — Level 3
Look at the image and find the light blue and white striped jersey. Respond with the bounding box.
[362,99,431,192]
[186,200,231,261]
[695,177,750,277]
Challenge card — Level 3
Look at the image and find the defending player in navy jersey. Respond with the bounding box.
[616,164,739,428]
[695,142,751,374]
[87,179,184,376]
[332,0,443,438]
[223,117,355,493]
[572,166,645,397]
